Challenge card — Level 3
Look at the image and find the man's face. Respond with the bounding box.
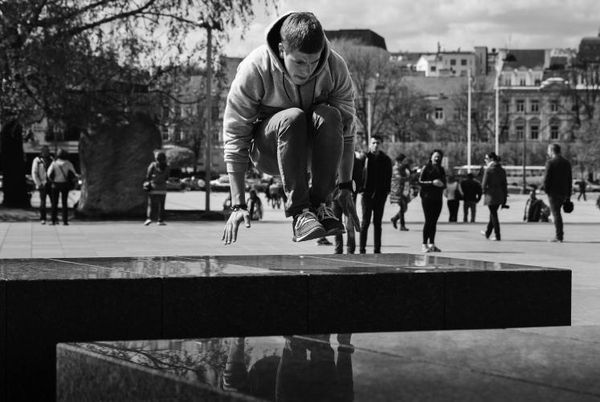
[431,151,442,164]
[547,145,553,158]
[279,44,321,86]
[369,138,382,153]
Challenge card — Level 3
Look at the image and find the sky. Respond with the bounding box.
[221,0,600,57]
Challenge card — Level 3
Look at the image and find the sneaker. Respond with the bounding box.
[400,226,409,231]
[157,221,166,226]
[391,216,398,229]
[429,244,442,252]
[549,238,563,243]
[292,209,325,242]
[41,220,46,225]
[144,219,152,226]
[480,230,488,238]
[316,203,344,236]
[421,244,431,253]
[316,237,333,246]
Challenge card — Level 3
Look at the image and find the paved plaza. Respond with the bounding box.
[1,191,599,326]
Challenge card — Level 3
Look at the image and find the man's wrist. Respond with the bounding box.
[231,204,248,212]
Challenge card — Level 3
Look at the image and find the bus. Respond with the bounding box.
[453,165,545,188]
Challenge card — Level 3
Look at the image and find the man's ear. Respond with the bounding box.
[278,43,284,58]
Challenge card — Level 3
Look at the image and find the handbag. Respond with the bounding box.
[563,199,574,213]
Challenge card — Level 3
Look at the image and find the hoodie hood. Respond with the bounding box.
[264,12,330,80]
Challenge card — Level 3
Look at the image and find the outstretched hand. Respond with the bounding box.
[222,209,251,245]
[335,189,360,232]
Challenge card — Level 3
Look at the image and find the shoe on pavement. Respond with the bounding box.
[421,244,432,253]
[429,244,442,252]
[391,216,398,229]
[549,238,563,243]
[144,219,152,226]
[480,230,488,238]
[157,221,166,226]
[316,203,344,236]
[41,220,46,225]
[292,209,325,242]
[400,226,409,231]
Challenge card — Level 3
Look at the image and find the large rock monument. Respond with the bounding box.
[77,113,161,218]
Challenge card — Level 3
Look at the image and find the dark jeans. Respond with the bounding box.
[421,197,442,245]
[360,194,387,253]
[50,182,70,224]
[334,193,357,254]
[485,204,501,240]
[447,199,459,222]
[548,195,566,240]
[391,198,408,227]
[251,105,343,217]
[463,200,477,222]
[147,194,166,222]
[38,183,52,221]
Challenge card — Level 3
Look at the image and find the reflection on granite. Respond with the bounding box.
[0,254,566,280]
[58,327,600,401]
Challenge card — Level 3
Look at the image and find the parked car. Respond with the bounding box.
[166,177,186,191]
[181,177,205,191]
[210,174,231,192]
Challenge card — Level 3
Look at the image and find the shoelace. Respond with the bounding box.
[296,209,318,228]
[316,204,337,221]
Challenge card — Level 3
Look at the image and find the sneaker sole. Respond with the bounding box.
[293,226,326,242]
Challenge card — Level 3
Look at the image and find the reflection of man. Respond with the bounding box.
[222,335,354,401]
[221,12,359,245]
[359,136,392,254]
[542,143,572,242]
[31,145,53,224]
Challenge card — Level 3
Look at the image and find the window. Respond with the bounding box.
[530,100,539,113]
[461,59,467,66]
[503,77,511,86]
[530,125,539,140]
[516,125,524,140]
[516,100,525,112]
[503,101,510,112]
[430,66,436,72]
[434,107,444,119]
[534,78,541,86]
[550,125,559,140]
[519,78,526,86]
[450,59,456,66]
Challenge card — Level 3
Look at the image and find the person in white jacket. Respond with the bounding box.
[31,145,53,224]
[221,12,359,245]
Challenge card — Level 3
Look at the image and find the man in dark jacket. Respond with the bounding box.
[542,143,572,242]
[359,136,392,254]
[459,173,482,223]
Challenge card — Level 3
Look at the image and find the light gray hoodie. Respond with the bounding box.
[223,12,356,173]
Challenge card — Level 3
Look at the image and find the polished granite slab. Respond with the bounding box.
[57,326,600,401]
[0,254,571,401]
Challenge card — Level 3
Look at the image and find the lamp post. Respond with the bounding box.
[200,20,221,211]
[467,68,472,173]
[494,61,502,155]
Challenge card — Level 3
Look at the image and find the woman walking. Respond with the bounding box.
[481,152,508,241]
[47,149,78,225]
[144,151,170,226]
[418,149,447,252]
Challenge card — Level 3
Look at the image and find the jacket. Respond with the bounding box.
[223,12,356,174]
[146,162,170,194]
[419,163,446,200]
[460,177,482,203]
[363,151,392,198]
[543,155,572,197]
[32,156,52,187]
[482,162,508,206]
[47,159,76,184]
[390,163,411,203]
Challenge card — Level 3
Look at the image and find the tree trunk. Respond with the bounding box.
[0,120,31,208]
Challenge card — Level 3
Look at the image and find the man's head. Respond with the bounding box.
[395,154,406,164]
[40,145,50,158]
[466,173,474,180]
[369,135,383,154]
[547,143,561,158]
[278,12,324,86]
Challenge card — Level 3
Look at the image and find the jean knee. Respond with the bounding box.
[277,108,306,139]
[314,104,342,126]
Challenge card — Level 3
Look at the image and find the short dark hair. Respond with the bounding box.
[395,153,406,162]
[371,135,383,142]
[280,12,324,54]
[485,152,499,162]
[466,173,474,179]
[430,149,444,159]
[549,143,561,154]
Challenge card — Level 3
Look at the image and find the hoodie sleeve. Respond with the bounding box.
[223,56,265,173]
[327,50,356,144]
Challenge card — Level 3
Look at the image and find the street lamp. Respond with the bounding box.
[199,20,222,211]
[494,52,516,156]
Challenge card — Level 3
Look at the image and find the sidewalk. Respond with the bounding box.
[1,191,599,326]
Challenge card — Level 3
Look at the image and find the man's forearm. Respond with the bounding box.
[338,142,354,183]
[228,171,246,206]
